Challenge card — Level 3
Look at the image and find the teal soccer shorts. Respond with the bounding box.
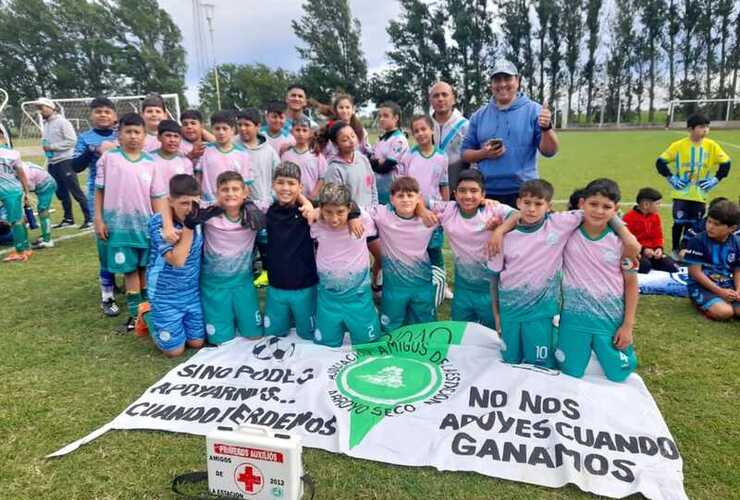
[380,284,436,333]
[201,282,262,344]
[556,321,638,382]
[314,287,381,347]
[499,315,557,368]
[263,285,317,340]
[451,285,495,329]
[106,244,149,274]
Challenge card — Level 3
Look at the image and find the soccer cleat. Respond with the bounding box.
[3,250,28,262]
[79,220,92,230]
[115,316,136,335]
[32,239,55,249]
[134,302,151,337]
[253,270,269,288]
[53,219,75,229]
[101,298,121,317]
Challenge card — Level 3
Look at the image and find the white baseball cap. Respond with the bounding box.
[490,60,519,78]
[35,97,57,110]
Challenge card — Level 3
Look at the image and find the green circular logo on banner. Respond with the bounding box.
[336,355,442,406]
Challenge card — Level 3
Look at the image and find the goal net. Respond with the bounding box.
[666,98,740,129]
[19,94,181,139]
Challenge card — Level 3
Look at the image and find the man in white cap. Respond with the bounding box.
[429,81,469,192]
[37,97,90,229]
[461,60,559,206]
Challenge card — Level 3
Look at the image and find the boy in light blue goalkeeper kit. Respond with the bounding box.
[371,176,439,332]
[262,162,318,340]
[556,179,639,382]
[142,174,209,356]
[488,179,639,368]
[73,96,120,316]
[200,171,266,344]
[309,183,380,346]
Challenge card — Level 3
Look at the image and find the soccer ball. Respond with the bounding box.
[253,336,295,362]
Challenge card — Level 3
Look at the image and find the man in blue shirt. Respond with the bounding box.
[462,60,559,206]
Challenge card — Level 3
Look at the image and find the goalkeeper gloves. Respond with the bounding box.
[184,203,224,229]
[667,175,688,190]
[698,176,720,192]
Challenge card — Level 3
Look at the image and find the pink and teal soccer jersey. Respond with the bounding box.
[262,129,296,156]
[179,139,194,156]
[310,212,377,295]
[372,129,409,204]
[195,143,253,205]
[281,147,327,197]
[143,133,161,153]
[201,213,258,288]
[95,148,164,247]
[322,129,372,162]
[370,204,438,288]
[0,146,22,192]
[151,151,194,197]
[561,227,631,333]
[433,201,513,289]
[20,162,54,192]
[399,147,449,202]
[489,211,583,320]
[240,139,279,203]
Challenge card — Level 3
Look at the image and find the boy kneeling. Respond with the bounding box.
[685,199,739,320]
[143,174,210,357]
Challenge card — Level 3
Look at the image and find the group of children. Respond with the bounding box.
[1,94,737,382]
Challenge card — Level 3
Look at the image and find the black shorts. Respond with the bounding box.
[672,199,705,225]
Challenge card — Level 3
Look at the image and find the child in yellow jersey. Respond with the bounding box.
[655,113,731,257]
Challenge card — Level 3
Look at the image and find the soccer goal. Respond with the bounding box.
[19,94,181,139]
[666,98,740,129]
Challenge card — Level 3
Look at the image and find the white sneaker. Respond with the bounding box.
[33,239,55,249]
[444,286,454,300]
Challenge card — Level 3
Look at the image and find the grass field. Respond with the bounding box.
[2,129,739,499]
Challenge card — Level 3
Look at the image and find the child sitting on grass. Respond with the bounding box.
[684,199,739,321]
[622,187,679,274]
[557,178,640,382]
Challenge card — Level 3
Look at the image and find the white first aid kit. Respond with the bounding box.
[206,424,303,499]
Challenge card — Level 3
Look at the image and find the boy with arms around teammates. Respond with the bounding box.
[95,113,166,332]
[656,113,731,256]
[371,176,439,332]
[179,109,211,163]
[557,179,639,382]
[200,171,266,344]
[262,162,319,340]
[143,174,210,357]
[488,179,639,368]
[684,200,740,320]
[282,116,327,200]
[195,111,253,206]
[309,183,381,347]
[427,169,513,329]
[72,96,120,315]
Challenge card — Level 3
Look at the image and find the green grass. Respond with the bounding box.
[2,129,739,499]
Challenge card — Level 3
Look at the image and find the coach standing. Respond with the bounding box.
[461,60,559,206]
[430,81,469,192]
[37,98,90,229]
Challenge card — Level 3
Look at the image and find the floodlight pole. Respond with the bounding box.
[202,3,221,110]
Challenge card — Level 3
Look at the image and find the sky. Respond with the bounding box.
[158,0,401,103]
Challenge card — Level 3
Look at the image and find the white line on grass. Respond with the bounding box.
[0,229,93,256]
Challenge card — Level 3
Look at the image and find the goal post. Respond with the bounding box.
[19,93,181,139]
[666,98,740,129]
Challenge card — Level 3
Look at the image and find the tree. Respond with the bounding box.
[446,0,495,113]
[383,0,449,112]
[638,0,666,122]
[497,0,536,96]
[605,0,634,121]
[662,0,681,102]
[679,0,702,100]
[534,0,554,102]
[198,64,297,115]
[582,0,603,121]
[715,0,735,99]
[292,0,368,103]
[545,0,563,105]
[562,0,584,123]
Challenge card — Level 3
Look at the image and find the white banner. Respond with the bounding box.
[51,322,687,500]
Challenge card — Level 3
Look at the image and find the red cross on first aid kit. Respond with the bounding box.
[207,424,303,499]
